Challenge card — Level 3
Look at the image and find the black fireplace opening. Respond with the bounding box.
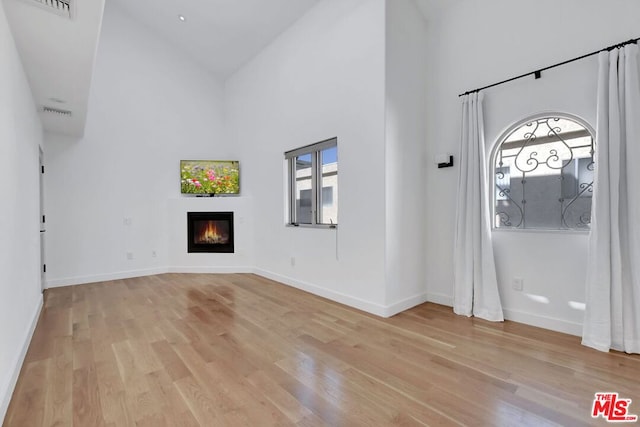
[187,211,234,253]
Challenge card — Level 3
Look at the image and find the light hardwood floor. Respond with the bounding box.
[4,273,639,426]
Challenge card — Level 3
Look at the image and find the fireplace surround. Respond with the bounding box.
[187,211,234,253]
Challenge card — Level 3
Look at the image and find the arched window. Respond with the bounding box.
[492,113,595,230]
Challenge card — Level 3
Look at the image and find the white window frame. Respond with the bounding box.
[285,137,338,228]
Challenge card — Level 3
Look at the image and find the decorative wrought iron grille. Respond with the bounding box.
[493,115,594,230]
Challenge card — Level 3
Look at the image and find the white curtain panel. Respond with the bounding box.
[583,44,640,354]
[453,92,504,322]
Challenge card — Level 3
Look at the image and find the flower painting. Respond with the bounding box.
[180,160,240,195]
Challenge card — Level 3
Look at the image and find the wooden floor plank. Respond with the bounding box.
[42,336,73,426]
[4,273,640,426]
[72,365,106,427]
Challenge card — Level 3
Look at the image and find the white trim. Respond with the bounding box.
[46,266,257,288]
[47,266,423,317]
[253,268,388,317]
[425,292,582,336]
[383,293,428,317]
[46,267,169,288]
[426,292,454,307]
[502,307,582,336]
[45,268,583,337]
[167,266,253,274]
[1,295,43,424]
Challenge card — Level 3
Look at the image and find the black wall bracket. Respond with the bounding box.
[437,155,454,169]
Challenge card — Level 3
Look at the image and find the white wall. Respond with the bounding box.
[384,0,429,311]
[225,0,389,314]
[0,0,44,421]
[45,1,250,286]
[40,0,640,338]
[424,0,640,334]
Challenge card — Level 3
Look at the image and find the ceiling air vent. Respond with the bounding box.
[21,0,73,19]
[42,106,72,117]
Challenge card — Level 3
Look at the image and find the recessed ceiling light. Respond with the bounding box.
[178,15,186,22]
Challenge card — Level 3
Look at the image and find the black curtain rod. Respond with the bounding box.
[459,36,640,97]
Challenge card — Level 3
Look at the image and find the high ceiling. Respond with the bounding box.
[110,0,320,79]
[3,0,105,136]
[3,0,448,137]
[109,0,454,78]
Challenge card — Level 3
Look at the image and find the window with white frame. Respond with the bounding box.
[492,114,594,230]
[285,138,338,227]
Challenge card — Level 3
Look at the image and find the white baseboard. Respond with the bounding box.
[384,293,428,317]
[46,265,417,318]
[46,267,169,288]
[45,268,583,337]
[167,266,253,274]
[425,292,582,336]
[502,308,582,337]
[426,292,453,307]
[46,266,255,288]
[253,268,389,317]
[1,295,43,424]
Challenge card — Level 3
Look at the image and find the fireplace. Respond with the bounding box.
[187,212,234,253]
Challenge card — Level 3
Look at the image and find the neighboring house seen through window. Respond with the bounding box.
[285,138,338,227]
[492,114,594,230]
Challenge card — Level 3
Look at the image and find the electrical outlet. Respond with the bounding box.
[123,217,132,226]
[513,277,524,291]
[126,252,134,260]
[290,257,295,267]
[152,250,157,258]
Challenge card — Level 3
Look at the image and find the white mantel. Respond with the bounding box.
[166,196,255,273]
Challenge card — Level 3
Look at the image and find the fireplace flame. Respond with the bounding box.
[204,222,219,242]
[197,221,227,244]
